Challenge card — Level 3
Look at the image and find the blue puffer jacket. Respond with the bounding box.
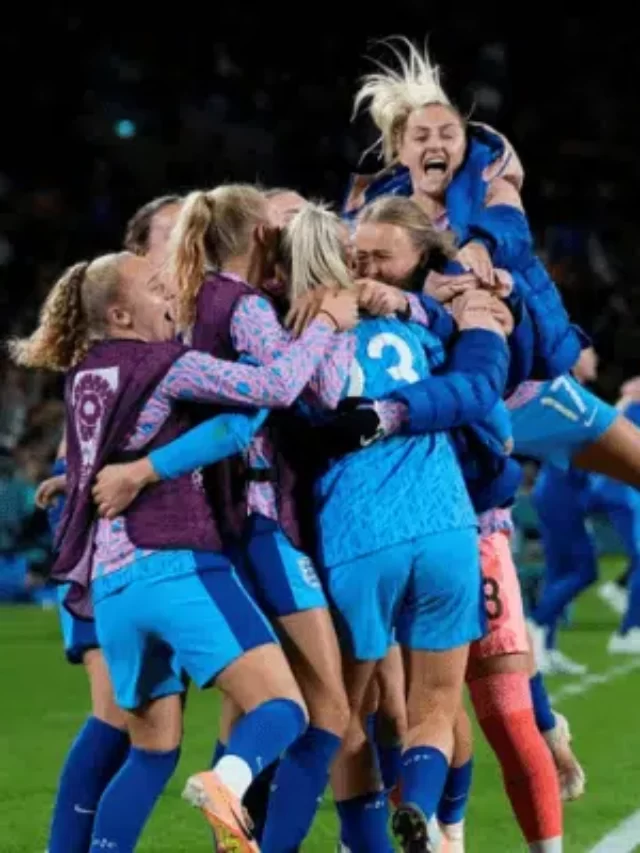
[342,122,588,379]
[413,293,522,513]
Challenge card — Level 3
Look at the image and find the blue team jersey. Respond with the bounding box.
[315,317,476,568]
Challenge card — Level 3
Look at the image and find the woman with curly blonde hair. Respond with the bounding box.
[14,247,355,851]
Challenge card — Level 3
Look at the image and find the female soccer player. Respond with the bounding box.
[123,194,183,268]
[13,248,356,851]
[349,195,583,852]
[346,37,640,504]
[167,183,359,852]
[33,193,186,853]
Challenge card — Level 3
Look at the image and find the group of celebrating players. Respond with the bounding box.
[16,37,640,853]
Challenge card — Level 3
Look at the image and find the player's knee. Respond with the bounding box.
[304,680,350,736]
[219,694,244,740]
[407,696,458,733]
[84,649,127,730]
[269,676,310,727]
[128,694,183,751]
[340,712,372,756]
[89,672,118,722]
[405,708,456,754]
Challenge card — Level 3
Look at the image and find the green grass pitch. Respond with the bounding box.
[1,558,638,851]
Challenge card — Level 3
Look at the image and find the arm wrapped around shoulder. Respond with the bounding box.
[391,329,510,435]
[149,409,269,480]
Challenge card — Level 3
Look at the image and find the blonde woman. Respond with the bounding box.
[346,37,640,514]
[344,38,528,284]
[13,249,355,851]
[159,183,361,852]
[33,193,184,853]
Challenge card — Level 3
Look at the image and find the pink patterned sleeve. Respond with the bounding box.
[158,316,335,408]
[128,390,171,449]
[229,295,288,364]
[230,294,355,409]
[302,332,355,409]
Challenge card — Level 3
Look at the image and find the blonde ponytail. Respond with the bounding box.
[8,252,125,372]
[171,184,268,331]
[8,261,90,371]
[170,190,212,330]
[282,203,353,301]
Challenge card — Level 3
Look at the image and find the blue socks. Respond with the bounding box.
[400,745,449,822]
[224,698,306,778]
[90,746,180,852]
[377,742,402,792]
[260,725,341,852]
[367,712,401,791]
[337,792,394,853]
[437,759,473,825]
[530,672,556,733]
[48,716,129,853]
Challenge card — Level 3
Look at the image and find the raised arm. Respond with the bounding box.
[312,294,510,451]
[306,325,509,456]
[461,126,533,271]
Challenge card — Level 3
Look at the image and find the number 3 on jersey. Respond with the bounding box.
[347,332,421,396]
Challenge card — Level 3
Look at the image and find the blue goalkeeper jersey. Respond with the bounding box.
[315,316,476,568]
